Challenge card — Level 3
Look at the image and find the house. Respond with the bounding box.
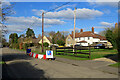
[18,37,39,49]
[18,37,39,44]
[65,27,109,47]
[38,36,52,46]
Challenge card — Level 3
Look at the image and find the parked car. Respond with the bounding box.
[94,44,105,49]
[58,46,64,47]
[49,44,59,48]
[75,44,82,47]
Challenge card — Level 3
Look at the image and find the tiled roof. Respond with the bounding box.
[35,36,52,43]
[32,39,39,43]
[46,37,52,43]
[70,31,106,40]
[19,37,39,44]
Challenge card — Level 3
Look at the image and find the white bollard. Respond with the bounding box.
[38,54,43,59]
[33,53,36,58]
[30,52,33,56]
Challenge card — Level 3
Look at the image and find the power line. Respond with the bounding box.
[19,1,116,34]
[44,1,72,15]
[20,1,73,34]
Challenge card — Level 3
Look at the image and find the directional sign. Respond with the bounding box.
[46,50,53,58]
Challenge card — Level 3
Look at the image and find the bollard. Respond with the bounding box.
[38,54,43,59]
[43,55,46,59]
[35,54,38,58]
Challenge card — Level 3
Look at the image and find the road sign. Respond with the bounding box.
[46,50,53,58]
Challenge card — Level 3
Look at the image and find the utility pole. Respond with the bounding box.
[73,8,76,54]
[42,12,44,53]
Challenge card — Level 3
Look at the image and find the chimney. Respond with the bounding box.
[72,31,73,35]
[115,23,118,29]
[80,29,83,32]
[92,27,94,33]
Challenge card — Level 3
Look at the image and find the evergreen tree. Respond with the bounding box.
[26,28,35,38]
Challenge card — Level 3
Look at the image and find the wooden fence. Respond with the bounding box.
[55,46,91,59]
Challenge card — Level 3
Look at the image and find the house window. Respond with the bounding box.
[79,37,81,40]
[88,37,89,40]
[95,42,98,44]
[68,39,70,41]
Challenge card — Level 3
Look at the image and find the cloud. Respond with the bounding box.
[94,32,98,34]
[6,16,65,25]
[102,9,111,14]
[86,0,119,2]
[2,2,11,6]
[69,27,80,31]
[87,0,118,7]
[50,4,77,11]
[6,24,52,33]
[6,24,27,32]
[5,16,65,32]
[93,22,115,29]
[32,8,103,19]
[1,2,11,8]
[94,26,108,29]
[100,22,114,27]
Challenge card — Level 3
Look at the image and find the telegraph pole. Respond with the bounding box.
[42,12,44,53]
[73,8,76,54]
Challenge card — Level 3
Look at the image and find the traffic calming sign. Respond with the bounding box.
[46,50,53,58]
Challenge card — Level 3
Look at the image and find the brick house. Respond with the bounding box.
[65,27,110,47]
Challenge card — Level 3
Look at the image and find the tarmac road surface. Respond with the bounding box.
[1,48,118,79]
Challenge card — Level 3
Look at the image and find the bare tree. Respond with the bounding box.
[60,31,69,37]
[0,2,15,47]
[48,31,56,38]
[99,30,106,36]
[0,2,15,33]
[1,2,15,22]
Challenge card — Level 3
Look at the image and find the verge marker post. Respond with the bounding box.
[32,52,34,57]
[89,46,91,59]
[35,54,38,58]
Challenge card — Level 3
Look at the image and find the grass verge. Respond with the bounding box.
[0,61,5,64]
[16,48,118,60]
[109,62,120,67]
[55,49,117,60]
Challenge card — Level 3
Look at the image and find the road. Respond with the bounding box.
[1,48,119,79]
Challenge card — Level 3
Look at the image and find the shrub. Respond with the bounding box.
[23,43,28,50]
[30,43,34,47]
[9,44,12,48]
[12,43,16,48]
[39,43,42,47]
[43,42,49,47]
[35,43,42,48]
[57,40,65,46]
[15,43,19,49]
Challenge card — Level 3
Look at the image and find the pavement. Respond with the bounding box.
[55,57,119,75]
[1,48,119,79]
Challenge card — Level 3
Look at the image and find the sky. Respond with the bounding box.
[2,1,119,41]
